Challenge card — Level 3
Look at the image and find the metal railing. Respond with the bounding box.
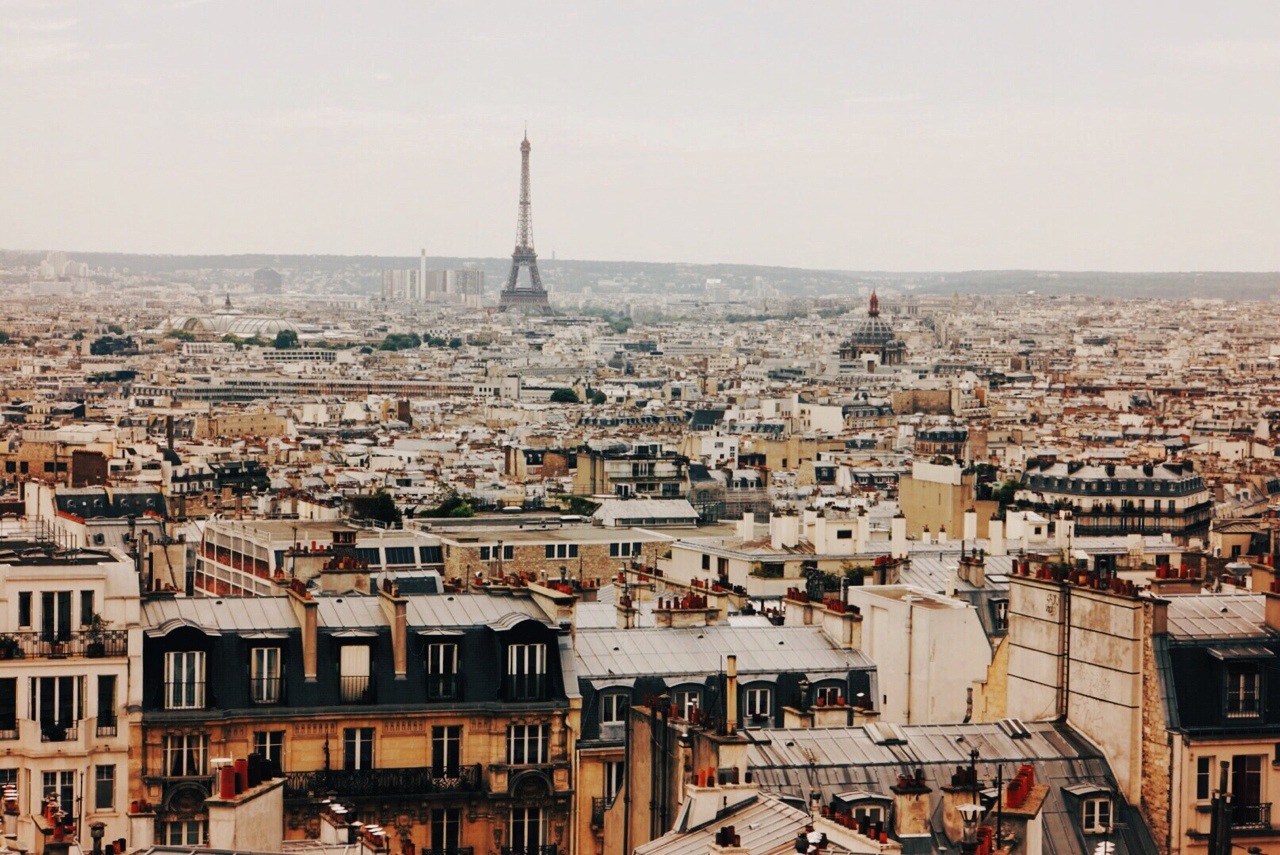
[505,674,546,701]
[0,629,128,659]
[1233,801,1272,830]
[501,847,557,855]
[423,849,473,855]
[283,764,483,800]
[339,675,373,704]
[40,721,79,742]
[163,680,207,709]
[96,716,118,738]
[0,722,16,741]
[427,674,460,701]
[250,677,283,705]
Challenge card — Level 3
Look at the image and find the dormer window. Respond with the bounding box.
[992,599,1010,633]
[1081,796,1111,834]
[1226,661,1262,719]
[506,643,547,701]
[600,691,629,726]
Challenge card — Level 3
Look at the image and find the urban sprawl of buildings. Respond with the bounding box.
[3,245,1280,855]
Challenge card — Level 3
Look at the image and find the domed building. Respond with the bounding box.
[165,293,300,338]
[838,291,905,370]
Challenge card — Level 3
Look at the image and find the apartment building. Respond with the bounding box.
[0,533,140,854]
[135,583,578,855]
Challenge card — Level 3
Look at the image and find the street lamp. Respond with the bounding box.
[957,803,983,854]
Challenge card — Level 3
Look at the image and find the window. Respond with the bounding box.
[0,678,14,737]
[1232,754,1264,807]
[355,547,382,567]
[836,529,853,540]
[253,731,284,765]
[507,724,548,765]
[744,686,771,724]
[426,643,459,700]
[40,591,72,642]
[165,651,206,709]
[94,765,115,810]
[1081,796,1111,834]
[600,692,629,725]
[432,725,461,777]
[701,555,710,570]
[992,600,1010,633]
[609,542,644,558]
[814,685,843,706]
[603,761,625,802]
[42,771,74,818]
[80,591,94,627]
[431,808,461,853]
[384,546,415,566]
[674,689,701,719]
[17,592,31,628]
[161,821,205,846]
[31,676,81,735]
[544,543,579,560]
[852,803,886,825]
[480,545,514,562]
[343,727,374,770]
[1196,756,1214,801]
[510,806,544,854]
[339,645,372,703]
[250,647,282,704]
[1226,663,1262,718]
[506,643,547,700]
[163,734,208,777]
[97,674,117,733]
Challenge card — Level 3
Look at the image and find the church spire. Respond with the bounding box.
[868,290,880,317]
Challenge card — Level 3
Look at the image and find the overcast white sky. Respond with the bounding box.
[1,1,1277,270]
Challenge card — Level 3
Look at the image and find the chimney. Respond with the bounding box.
[814,514,829,554]
[724,655,738,735]
[891,769,933,839]
[1055,510,1074,549]
[921,527,932,545]
[890,514,908,559]
[963,508,978,542]
[988,516,1006,556]
[377,578,408,680]
[856,510,870,554]
[738,512,755,541]
[770,514,799,550]
[287,585,318,682]
[1005,509,1023,542]
[937,526,948,544]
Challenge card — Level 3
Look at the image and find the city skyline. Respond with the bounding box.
[0,1,1277,271]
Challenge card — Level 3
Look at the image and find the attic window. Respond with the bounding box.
[1081,796,1111,834]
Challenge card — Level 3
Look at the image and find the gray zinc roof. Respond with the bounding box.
[574,625,874,680]
[1164,592,1272,640]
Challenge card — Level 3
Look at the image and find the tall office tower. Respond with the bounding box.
[419,249,427,297]
[498,132,551,313]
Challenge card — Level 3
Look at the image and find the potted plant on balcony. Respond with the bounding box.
[0,635,18,660]
[86,613,109,658]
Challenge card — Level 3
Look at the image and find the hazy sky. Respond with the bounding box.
[2,1,1278,270]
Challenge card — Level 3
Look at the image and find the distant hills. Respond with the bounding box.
[2,250,1276,300]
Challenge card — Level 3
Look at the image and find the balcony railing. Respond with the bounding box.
[505,674,546,701]
[96,716,118,738]
[250,677,283,705]
[427,674,460,701]
[501,847,557,855]
[339,675,373,704]
[1233,801,1272,830]
[40,721,79,742]
[163,681,207,710]
[283,764,483,800]
[424,849,473,855]
[0,721,16,741]
[0,629,128,659]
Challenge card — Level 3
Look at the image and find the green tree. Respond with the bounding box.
[166,329,197,342]
[589,390,607,405]
[222,333,245,350]
[0,331,10,345]
[349,491,402,527]
[549,388,580,404]
[89,335,135,356]
[422,492,474,518]
[106,324,125,335]
[273,329,300,349]
[378,332,421,351]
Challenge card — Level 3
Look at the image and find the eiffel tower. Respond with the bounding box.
[498,132,551,313]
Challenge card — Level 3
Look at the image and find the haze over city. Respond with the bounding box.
[2,0,1278,271]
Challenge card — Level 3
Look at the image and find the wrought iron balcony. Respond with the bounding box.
[40,721,79,742]
[1233,801,1271,830]
[96,716,118,738]
[427,674,460,701]
[501,847,557,855]
[0,629,128,659]
[250,677,283,705]
[339,675,374,704]
[283,764,483,800]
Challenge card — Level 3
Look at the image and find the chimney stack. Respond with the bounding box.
[988,516,1006,556]
[378,578,408,679]
[890,514,908,559]
[287,584,318,682]
[725,655,738,735]
[963,508,978,542]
